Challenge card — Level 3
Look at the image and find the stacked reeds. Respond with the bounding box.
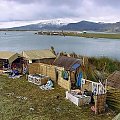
[94,94,106,114]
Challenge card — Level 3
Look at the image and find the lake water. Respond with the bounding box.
[0,31,120,60]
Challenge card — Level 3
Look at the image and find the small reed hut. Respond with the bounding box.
[22,49,56,65]
[0,51,23,73]
[53,56,83,90]
[107,70,120,89]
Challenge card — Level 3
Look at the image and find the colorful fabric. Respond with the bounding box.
[46,79,53,87]
[92,82,98,95]
[61,70,69,80]
[81,78,85,84]
[39,79,54,90]
[23,67,28,74]
[92,82,105,95]
[98,83,105,94]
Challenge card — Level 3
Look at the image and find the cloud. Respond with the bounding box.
[0,0,84,22]
[0,0,120,28]
[93,0,120,8]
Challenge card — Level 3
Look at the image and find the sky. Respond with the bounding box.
[0,0,120,28]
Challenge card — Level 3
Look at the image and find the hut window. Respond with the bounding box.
[61,70,69,80]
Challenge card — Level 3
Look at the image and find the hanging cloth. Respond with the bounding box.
[76,72,82,87]
[64,71,69,80]
[61,70,69,80]
[92,82,98,95]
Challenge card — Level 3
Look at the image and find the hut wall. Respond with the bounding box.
[57,67,71,90]
[32,58,55,65]
[29,63,56,82]
[29,63,40,74]
[94,94,106,114]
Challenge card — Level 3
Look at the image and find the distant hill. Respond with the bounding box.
[8,22,64,31]
[6,20,120,32]
[60,21,105,31]
[60,21,120,32]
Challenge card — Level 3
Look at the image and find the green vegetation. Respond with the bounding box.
[63,32,120,39]
[107,88,120,113]
[89,57,120,74]
[0,75,115,120]
[85,57,120,82]
[83,57,120,113]
[67,52,120,82]
[37,31,120,39]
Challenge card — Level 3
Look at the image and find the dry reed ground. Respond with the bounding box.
[0,75,116,120]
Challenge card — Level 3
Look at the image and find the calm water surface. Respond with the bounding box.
[0,31,120,60]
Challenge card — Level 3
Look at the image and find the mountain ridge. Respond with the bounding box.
[5,20,120,32]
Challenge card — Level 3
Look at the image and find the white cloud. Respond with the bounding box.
[0,0,120,28]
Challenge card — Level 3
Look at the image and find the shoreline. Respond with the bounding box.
[37,31,120,39]
[0,30,120,39]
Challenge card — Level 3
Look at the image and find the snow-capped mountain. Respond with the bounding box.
[1,18,77,30]
[36,19,68,29]
[37,19,69,26]
[6,18,75,30]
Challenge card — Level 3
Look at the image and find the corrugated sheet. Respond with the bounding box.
[107,71,120,89]
[22,49,56,60]
[53,56,82,71]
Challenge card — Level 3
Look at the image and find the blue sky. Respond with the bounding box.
[0,0,120,28]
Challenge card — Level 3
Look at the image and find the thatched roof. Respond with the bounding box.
[0,51,21,64]
[22,49,56,60]
[107,71,120,89]
[0,51,16,59]
[53,56,82,71]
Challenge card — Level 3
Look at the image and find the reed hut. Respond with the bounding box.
[22,49,56,65]
[53,56,82,90]
[107,71,120,89]
[0,51,23,73]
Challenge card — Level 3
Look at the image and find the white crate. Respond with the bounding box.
[66,91,91,106]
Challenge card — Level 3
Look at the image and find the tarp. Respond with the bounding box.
[71,63,80,71]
